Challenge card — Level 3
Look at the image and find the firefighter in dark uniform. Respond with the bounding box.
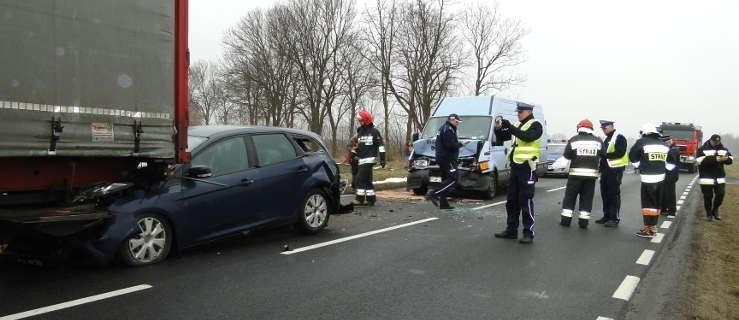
[696,134,733,220]
[353,110,386,206]
[595,120,629,228]
[560,120,604,228]
[427,114,468,210]
[493,104,543,244]
[629,123,670,238]
[660,136,680,217]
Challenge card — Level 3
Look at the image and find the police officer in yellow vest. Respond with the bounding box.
[595,120,629,228]
[493,103,543,244]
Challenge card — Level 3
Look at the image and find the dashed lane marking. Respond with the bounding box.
[612,275,640,301]
[281,217,440,255]
[636,249,655,266]
[677,200,684,205]
[651,233,665,243]
[546,186,566,192]
[660,221,672,229]
[596,317,614,320]
[0,285,153,320]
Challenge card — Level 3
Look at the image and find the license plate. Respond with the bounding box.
[547,165,554,170]
[430,176,442,183]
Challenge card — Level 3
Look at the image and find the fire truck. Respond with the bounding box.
[659,122,703,173]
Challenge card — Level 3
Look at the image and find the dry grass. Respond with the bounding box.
[336,159,409,183]
[680,165,739,320]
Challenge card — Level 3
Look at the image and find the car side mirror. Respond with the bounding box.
[187,165,213,179]
[411,132,420,142]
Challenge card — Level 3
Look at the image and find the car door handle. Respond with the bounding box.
[296,166,308,173]
[239,178,254,186]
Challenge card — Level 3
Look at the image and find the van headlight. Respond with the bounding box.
[413,159,429,169]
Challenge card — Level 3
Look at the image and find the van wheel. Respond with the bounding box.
[296,190,330,234]
[412,186,428,196]
[482,172,498,200]
[119,214,172,266]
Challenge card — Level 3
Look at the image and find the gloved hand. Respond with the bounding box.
[381,161,386,168]
[500,119,511,128]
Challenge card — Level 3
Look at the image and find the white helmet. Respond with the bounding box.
[640,123,658,136]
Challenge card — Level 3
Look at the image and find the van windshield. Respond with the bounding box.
[421,116,492,140]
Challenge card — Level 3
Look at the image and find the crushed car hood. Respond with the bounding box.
[412,138,481,158]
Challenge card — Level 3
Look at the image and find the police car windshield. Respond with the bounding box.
[660,129,693,141]
[421,116,491,140]
[547,144,566,155]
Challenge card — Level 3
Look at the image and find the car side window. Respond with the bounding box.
[191,136,250,176]
[252,134,298,166]
[294,136,325,154]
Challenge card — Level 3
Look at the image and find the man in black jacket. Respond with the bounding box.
[493,104,544,244]
[629,123,670,238]
[596,120,629,227]
[427,114,468,210]
[353,110,386,206]
[661,136,680,217]
[697,134,733,220]
[560,120,604,228]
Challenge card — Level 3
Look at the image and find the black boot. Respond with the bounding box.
[519,234,534,244]
[439,197,454,210]
[604,220,619,228]
[560,216,572,227]
[713,208,721,220]
[578,218,589,229]
[595,217,609,224]
[494,230,517,239]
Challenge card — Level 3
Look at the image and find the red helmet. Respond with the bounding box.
[577,119,594,131]
[357,110,373,126]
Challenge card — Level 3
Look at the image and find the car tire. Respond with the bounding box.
[119,213,173,266]
[296,190,330,234]
[412,186,428,196]
[482,172,498,200]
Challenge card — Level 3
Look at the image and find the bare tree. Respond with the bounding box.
[461,2,526,96]
[386,0,462,144]
[277,0,356,135]
[188,60,224,125]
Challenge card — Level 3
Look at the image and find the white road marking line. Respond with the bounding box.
[472,200,506,211]
[636,249,655,265]
[0,285,152,320]
[660,221,672,229]
[547,186,566,192]
[677,200,684,205]
[680,195,687,200]
[651,233,665,243]
[596,317,614,320]
[612,275,640,301]
[676,205,681,211]
[668,215,675,219]
[281,217,440,255]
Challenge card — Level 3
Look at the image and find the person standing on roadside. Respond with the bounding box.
[595,120,629,228]
[661,136,680,217]
[696,134,733,220]
[427,114,468,210]
[629,123,669,238]
[559,120,604,229]
[493,104,544,244]
[353,110,386,206]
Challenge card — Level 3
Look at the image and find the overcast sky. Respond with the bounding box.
[189,0,738,139]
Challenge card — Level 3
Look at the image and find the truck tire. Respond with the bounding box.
[482,172,498,200]
[119,213,173,266]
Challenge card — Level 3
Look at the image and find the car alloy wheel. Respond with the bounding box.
[126,215,169,264]
[304,193,328,228]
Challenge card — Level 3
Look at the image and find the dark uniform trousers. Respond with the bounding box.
[641,182,663,227]
[661,180,677,214]
[700,184,725,217]
[356,163,376,203]
[600,168,624,221]
[563,178,596,214]
[431,158,458,207]
[506,165,537,236]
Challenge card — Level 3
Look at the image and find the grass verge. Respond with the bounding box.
[680,164,739,319]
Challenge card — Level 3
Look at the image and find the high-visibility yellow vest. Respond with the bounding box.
[512,119,541,164]
[606,132,629,168]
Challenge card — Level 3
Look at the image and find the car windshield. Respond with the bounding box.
[187,136,208,152]
[421,116,492,140]
[547,144,566,155]
[661,129,693,141]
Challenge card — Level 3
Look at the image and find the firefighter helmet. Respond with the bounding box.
[357,110,373,126]
[577,119,594,131]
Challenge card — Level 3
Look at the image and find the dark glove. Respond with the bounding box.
[501,119,511,128]
[381,161,386,168]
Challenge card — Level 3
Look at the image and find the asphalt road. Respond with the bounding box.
[0,171,699,320]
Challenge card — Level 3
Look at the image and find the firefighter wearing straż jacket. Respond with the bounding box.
[696,134,733,220]
[493,103,543,244]
[560,120,604,229]
[353,110,386,206]
[660,135,680,217]
[629,123,670,238]
[595,120,629,228]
